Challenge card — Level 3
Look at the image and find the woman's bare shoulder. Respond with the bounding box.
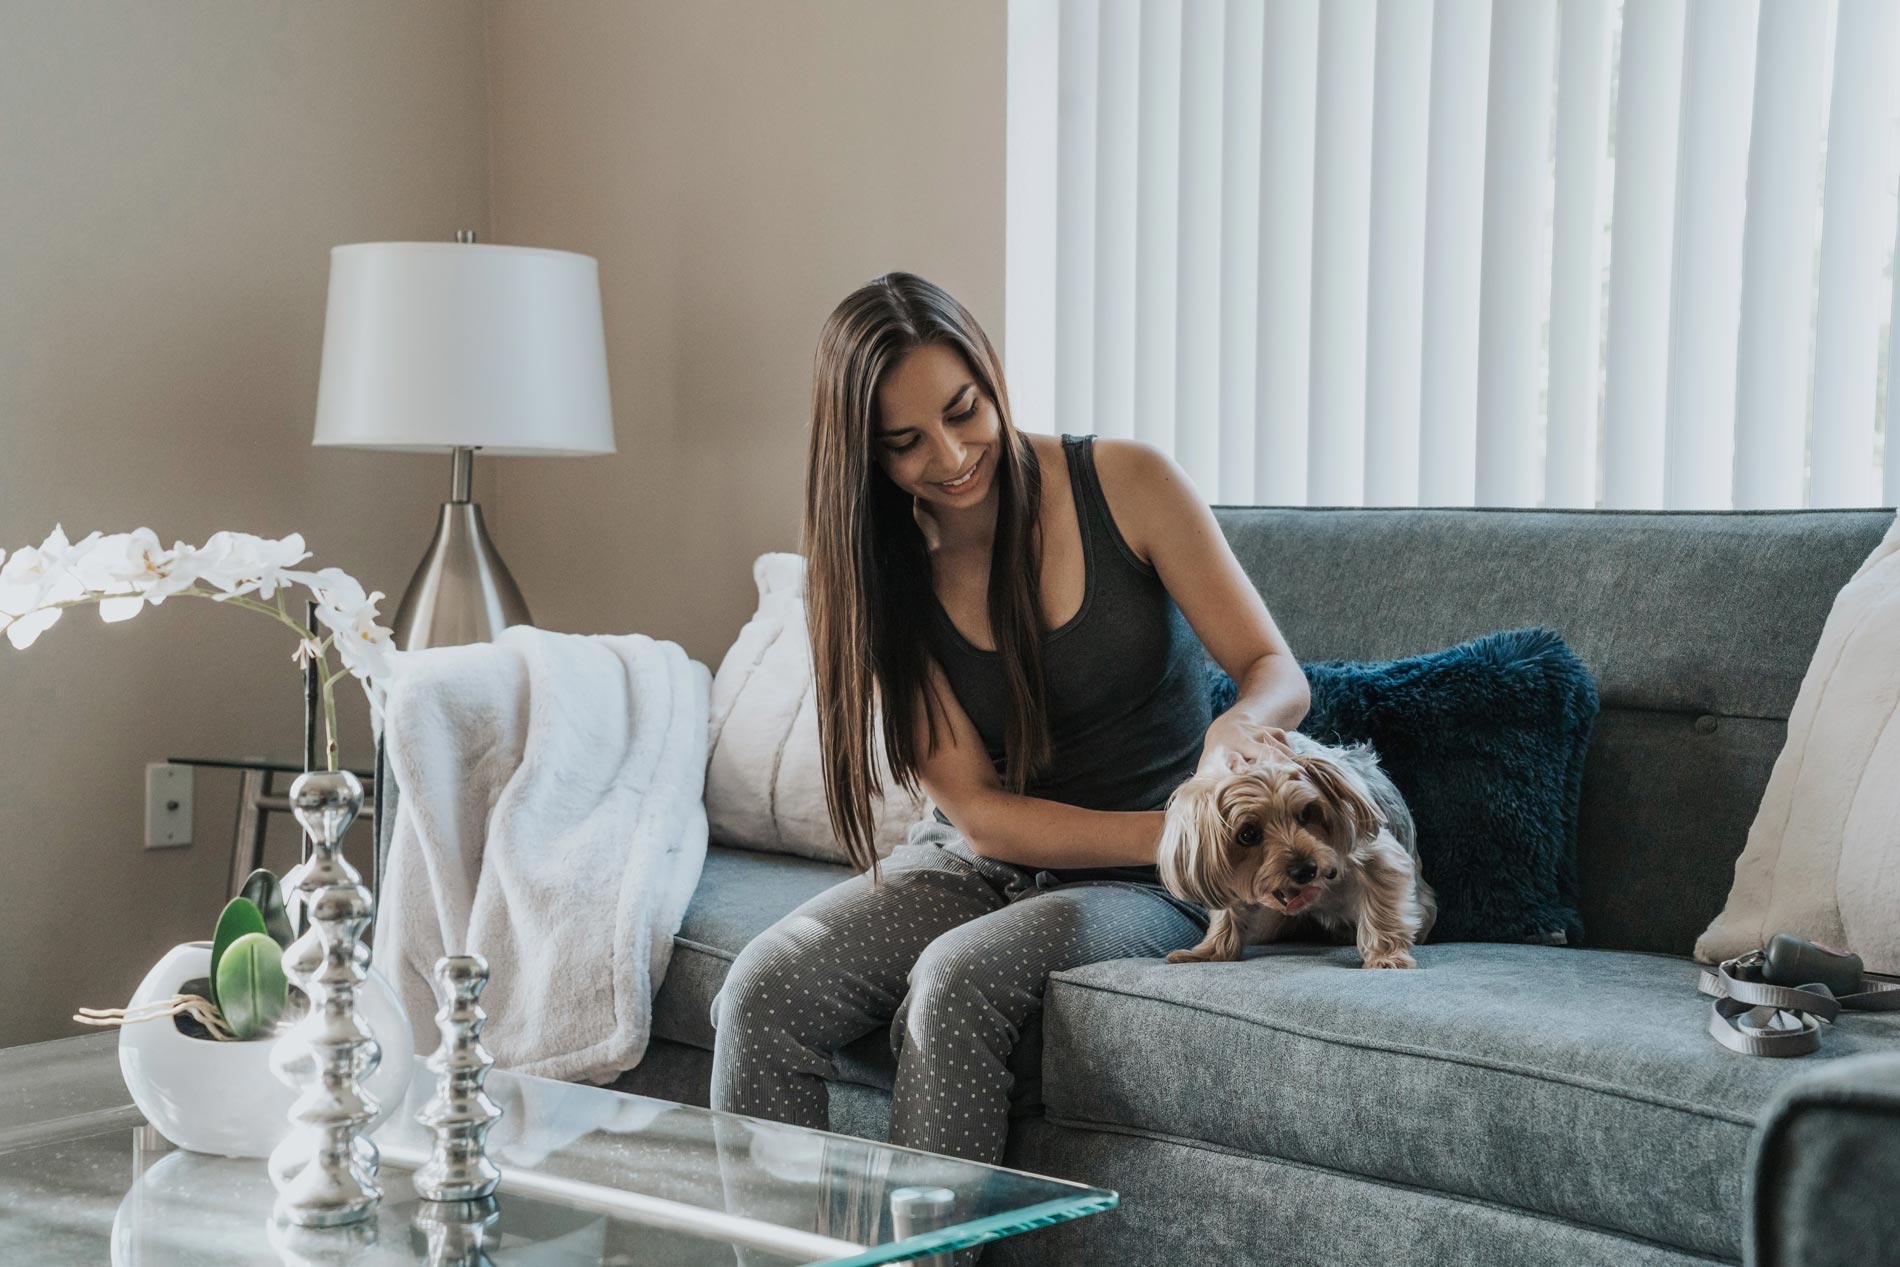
[1020,431,1072,504]
[1088,437,1195,563]
[1022,429,1065,466]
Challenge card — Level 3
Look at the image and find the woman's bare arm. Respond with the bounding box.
[1093,438,1310,764]
[910,656,1164,869]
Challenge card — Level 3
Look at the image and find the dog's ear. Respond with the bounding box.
[1159,774,1232,907]
[1294,752,1381,844]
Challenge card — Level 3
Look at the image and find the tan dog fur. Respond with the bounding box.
[1158,732,1436,969]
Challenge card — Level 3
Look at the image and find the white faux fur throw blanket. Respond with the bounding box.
[371,625,710,1084]
[1697,510,1900,976]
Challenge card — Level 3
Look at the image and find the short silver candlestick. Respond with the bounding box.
[414,954,503,1202]
[270,882,383,1227]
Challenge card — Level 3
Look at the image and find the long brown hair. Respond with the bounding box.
[804,273,1051,878]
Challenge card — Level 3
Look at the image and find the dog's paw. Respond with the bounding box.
[1166,948,1212,965]
[1361,949,1417,970]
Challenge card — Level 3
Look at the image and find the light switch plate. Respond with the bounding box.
[145,762,192,848]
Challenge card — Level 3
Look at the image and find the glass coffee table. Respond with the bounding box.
[0,1033,1114,1264]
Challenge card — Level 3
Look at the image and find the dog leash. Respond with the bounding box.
[1697,949,1900,1057]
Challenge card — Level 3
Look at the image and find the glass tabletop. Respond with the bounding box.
[167,754,377,779]
[0,1033,1115,1265]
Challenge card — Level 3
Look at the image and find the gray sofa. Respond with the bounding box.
[375,506,1900,1267]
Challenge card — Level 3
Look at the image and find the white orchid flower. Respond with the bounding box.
[281,565,373,612]
[195,531,311,602]
[143,542,209,606]
[284,562,399,767]
[67,529,179,622]
[0,562,41,620]
[14,524,97,565]
[1,526,89,641]
[3,607,62,650]
[7,524,401,770]
[281,566,397,678]
[1,525,80,597]
[319,598,396,683]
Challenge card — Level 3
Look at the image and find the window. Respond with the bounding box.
[1007,0,1900,509]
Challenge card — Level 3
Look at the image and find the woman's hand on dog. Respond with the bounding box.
[1198,716,1296,774]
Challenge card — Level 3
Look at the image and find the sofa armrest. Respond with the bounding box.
[1749,1051,1900,1266]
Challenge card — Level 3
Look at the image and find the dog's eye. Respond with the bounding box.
[1298,803,1319,827]
[1236,823,1264,848]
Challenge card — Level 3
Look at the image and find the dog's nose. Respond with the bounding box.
[1289,860,1319,885]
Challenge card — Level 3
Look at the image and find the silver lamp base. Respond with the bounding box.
[392,448,532,650]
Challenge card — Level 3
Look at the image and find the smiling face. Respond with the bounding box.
[871,342,1002,511]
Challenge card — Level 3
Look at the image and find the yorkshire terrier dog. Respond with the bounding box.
[1159,732,1436,969]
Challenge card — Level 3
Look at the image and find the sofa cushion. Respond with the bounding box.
[1038,943,1900,1261]
[653,844,851,1051]
[704,552,925,864]
[1698,511,1900,975]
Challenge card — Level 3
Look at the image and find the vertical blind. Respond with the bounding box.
[1005,0,1900,509]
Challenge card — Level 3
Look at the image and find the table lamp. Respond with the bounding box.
[312,231,615,649]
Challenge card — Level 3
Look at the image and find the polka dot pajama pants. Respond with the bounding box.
[707,816,1209,1168]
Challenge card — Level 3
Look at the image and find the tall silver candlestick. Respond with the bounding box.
[270,881,383,1227]
[272,770,376,1193]
[414,954,503,1202]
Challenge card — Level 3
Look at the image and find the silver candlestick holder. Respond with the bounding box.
[270,881,383,1226]
[413,1196,500,1267]
[267,757,386,1236]
[273,767,376,1192]
[279,770,369,993]
[414,954,503,1202]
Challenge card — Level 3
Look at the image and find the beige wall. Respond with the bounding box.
[0,0,1005,1046]
[0,1,493,1045]
[483,0,1007,661]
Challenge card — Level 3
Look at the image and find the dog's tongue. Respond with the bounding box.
[1282,889,1317,916]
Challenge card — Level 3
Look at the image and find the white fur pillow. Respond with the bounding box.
[704,553,926,865]
[1696,511,1900,975]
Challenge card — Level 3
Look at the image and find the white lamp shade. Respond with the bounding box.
[313,242,616,456]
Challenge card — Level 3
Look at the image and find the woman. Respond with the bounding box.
[708,272,1308,1170]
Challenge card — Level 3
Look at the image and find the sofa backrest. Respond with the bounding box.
[1212,506,1892,956]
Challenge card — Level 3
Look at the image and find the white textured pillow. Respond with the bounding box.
[704,553,926,865]
[1696,511,1900,975]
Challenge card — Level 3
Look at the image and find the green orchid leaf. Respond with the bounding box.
[209,897,268,1009]
[214,932,288,1040]
[238,869,294,950]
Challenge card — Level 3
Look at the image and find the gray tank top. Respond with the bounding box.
[922,434,1214,884]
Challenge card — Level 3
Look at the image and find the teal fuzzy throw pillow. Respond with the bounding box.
[1208,627,1598,945]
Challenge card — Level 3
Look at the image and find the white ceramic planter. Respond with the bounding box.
[117,941,415,1159]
